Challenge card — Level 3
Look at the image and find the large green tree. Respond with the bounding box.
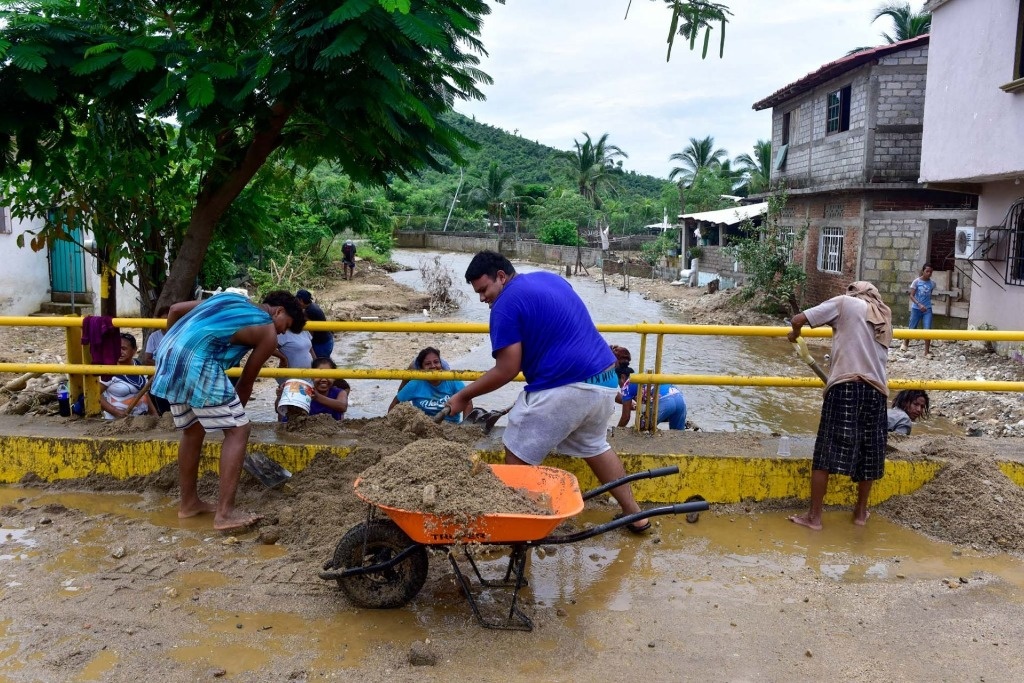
[0,0,495,311]
[734,139,772,196]
[556,132,627,210]
[467,161,514,231]
[668,135,727,212]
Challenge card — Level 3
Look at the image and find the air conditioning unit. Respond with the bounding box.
[954,227,985,260]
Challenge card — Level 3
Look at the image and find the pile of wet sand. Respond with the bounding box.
[878,438,1024,553]
[356,438,549,517]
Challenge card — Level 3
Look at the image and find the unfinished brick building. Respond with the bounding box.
[752,35,977,321]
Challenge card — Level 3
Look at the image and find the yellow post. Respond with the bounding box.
[647,330,665,433]
[635,331,648,432]
[80,335,102,416]
[64,323,84,400]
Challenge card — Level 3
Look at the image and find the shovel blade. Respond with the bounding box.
[243,452,292,489]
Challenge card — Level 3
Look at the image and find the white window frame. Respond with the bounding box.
[0,205,11,235]
[817,227,844,273]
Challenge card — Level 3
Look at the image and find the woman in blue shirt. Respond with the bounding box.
[611,345,687,430]
[388,347,473,423]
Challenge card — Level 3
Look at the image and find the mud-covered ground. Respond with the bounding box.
[1,414,1024,681]
[2,254,1024,680]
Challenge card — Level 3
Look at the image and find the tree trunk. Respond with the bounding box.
[154,102,294,312]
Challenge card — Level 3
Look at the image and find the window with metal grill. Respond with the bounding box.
[1006,200,1024,286]
[817,227,844,273]
[823,203,844,219]
[0,204,11,235]
[826,85,851,134]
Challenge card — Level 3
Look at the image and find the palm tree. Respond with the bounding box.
[734,139,772,195]
[872,1,931,43]
[556,132,628,210]
[668,135,728,211]
[468,162,514,232]
[849,1,930,54]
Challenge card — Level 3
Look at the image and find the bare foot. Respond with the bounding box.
[853,510,871,526]
[214,510,263,532]
[178,500,217,519]
[789,513,822,531]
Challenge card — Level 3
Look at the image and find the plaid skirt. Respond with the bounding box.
[812,381,887,482]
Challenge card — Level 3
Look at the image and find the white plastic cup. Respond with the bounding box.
[777,436,791,457]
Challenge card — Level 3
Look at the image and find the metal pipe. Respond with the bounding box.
[3,316,1024,343]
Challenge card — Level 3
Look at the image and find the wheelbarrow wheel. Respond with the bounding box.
[332,520,428,609]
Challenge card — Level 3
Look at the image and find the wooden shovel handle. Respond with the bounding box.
[122,376,154,416]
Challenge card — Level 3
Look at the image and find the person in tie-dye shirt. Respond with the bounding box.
[152,290,305,532]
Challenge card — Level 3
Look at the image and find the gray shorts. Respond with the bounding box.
[502,383,617,465]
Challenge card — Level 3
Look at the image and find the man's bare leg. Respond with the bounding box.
[504,447,649,528]
[853,479,873,526]
[214,423,261,531]
[584,450,649,528]
[178,422,216,518]
[790,469,829,530]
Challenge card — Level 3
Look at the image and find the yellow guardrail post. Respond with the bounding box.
[647,328,665,433]
[64,322,84,401]
[636,329,648,432]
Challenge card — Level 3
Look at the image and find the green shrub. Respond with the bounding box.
[537,219,582,246]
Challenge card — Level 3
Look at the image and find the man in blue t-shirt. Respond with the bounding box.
[445,251,650,533]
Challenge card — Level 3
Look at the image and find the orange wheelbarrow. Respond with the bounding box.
[319,465,709,631]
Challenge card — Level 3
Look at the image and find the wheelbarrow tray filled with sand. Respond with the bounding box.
[354,464,584,544]
[321,464,709,631]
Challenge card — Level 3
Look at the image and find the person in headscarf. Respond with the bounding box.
[786,281,892,530]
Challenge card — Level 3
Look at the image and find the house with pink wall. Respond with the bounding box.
[919,0,1024,348]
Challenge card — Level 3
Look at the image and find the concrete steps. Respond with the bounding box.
[32,301,94,316]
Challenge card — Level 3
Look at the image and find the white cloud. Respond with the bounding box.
[458,0,905,178]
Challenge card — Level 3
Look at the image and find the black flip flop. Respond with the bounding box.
[684,494,706,524]
[613,512,652,534]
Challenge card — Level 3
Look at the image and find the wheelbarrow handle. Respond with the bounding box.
[535,499,710,545]
[581,465,680,501]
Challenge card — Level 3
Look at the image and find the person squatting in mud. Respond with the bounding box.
[150,290,306,532]
[388,346,473,423]
[787,281,892,531]
[444,250,650,533]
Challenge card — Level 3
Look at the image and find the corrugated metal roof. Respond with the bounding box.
[752,35,929,111]
[678,202,768,225]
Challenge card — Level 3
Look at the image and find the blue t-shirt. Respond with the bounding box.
[620,381,678,403]
[489,272,615,392]
[909,277,935,310]
[396,379,465,423]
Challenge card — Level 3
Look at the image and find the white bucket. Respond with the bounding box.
[278,379,314,417]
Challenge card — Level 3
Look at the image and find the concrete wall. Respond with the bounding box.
[920,0,1024,184]
[860,207,977,320]
[967,181,1024,336]
[871,46,928,182]
[0,212,52,316]
[771,45,929,189]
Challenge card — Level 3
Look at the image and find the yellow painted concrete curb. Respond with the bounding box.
[0,435,968,506]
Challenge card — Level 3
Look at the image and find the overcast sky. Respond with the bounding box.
[457,0,903,179]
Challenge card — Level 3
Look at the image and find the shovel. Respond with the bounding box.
[791,336,829,383]
[242,451,292,489]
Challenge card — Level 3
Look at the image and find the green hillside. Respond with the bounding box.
[387,111,677,232]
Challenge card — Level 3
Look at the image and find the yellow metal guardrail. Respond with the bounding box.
[2,317,1023,423]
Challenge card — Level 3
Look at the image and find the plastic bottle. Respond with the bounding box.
[57,382,71,417]
[777,435,791,457]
